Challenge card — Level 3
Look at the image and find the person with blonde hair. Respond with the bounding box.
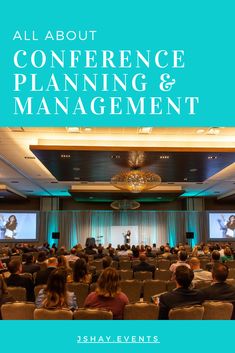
[84,267,129,319]
[36,269,77,310]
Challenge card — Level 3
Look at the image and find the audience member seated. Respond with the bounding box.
[85,245,97,255]
[221,247,234,263]
[6,259,35,301]
[35,269,77,310]
[189,257,212,286]
[36,251,47,268]
[57,255,72,281]
[169,251,190,275]
[200,263,235,318]
[158,266,204,319]
[0,274,13,309]
[161,246,172,259]
[94,246,105,259]
[22,253,41,275]
[146,246,155,258]
[108,248,119,262]
[35,257,58,285]
[73,258,92,284]
[65,248,78,263]
[132,253,155,278]
[117,245,130,257]
[205,250,220,272]
[131,245,140,258]
[84,267,129,319]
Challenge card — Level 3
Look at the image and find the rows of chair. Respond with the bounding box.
[1,301,233,320]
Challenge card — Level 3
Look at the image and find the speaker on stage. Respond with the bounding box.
[52,232,60,239]
[186,232,194,239]
[85,237,96,247]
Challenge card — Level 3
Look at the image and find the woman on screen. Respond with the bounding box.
[223,215,235,237]
[0,215,17,239]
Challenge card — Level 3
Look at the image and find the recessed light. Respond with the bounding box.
[24,156,35,159]
[74,177,80,180]
[196,129,205,134]
[138,127,153,134]
[184,178,188,181]
[73,167,80,171]
[208,156,217,160]
[207,127,220,135]
[189,168,198,172]
[156,197,162,200]
[84,128,92,131]
[10,181,19,184]
[111,155,120,159]
[60,154,71,158]
[66,127,81,133]
[89,196,94,199]
[160,155,170,159]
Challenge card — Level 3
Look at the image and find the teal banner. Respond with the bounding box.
[1,0,235,126]
[0,320,234,353]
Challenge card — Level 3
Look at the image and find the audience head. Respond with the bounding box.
[175,266,194,289]
[211,250,220,261]
[37,251,47,263]
[43,269,67,308]
[102,256,112,269]
[178,250,188,262]
[212,263,229,283]
[73,258,88,282]
[224,247,232,257]
[8,259,22,274]
[189,257,200,270]
[139,253,147,262]
[47,257,58,268]
[24,253,34,264]
[57,255,69,269]
[96,267,120,297]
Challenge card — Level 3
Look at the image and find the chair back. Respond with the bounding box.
[124,303,159,320]
[119,261,132,270]
[118,270,133,280]
[66,282,89,308]
[143,280,167,302]
[155,270,172,281]
[226,260,235,269]
[34,284,46,297]
[90,260,103,271]
[133,271,153,281]
[228,268,235,279]
[203,301,233,320]
[120,280,142,303]
[157,259,171,270]
[7,287,27,301]
[193,280,211,289]
[73,308,113,320]
[166,280,176,291]
[34,308,73,320]
[1,302,35,320]
[169,305,204,320]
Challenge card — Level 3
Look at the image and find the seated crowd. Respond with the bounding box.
[0,240,235,319]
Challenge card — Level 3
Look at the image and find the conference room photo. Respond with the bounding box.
[0,127,235,320]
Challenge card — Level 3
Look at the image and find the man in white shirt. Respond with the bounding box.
[189,257,212,287]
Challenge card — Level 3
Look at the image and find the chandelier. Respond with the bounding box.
[111,168,161,193]
[111,199,140,210]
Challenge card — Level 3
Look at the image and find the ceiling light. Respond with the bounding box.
[74,177,80,180]
[196,129,205,134]
[60,154,71,158]
[207,127,220,135]
[73,167,80,171]
[111,199,140,210]
[208,156,217,160]
[189,168,198,172]
[111,169,161,193]
[24,156,36,159]
[160,155,170,159]
[66,127,82,133]
[138,127,153,134]
[84,128,92,131]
